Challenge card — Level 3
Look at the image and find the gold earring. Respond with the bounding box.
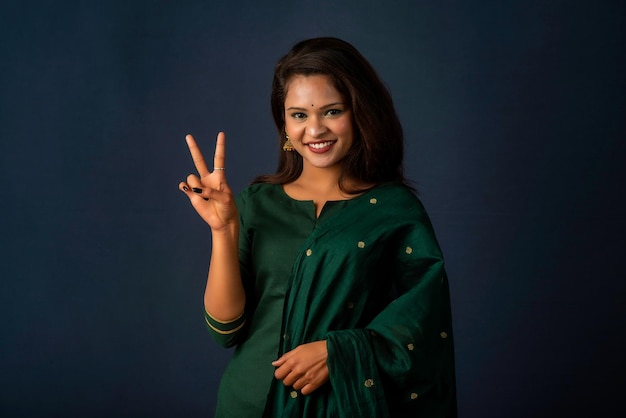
[283,134,294,152]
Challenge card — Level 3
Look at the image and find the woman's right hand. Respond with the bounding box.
[179,132,238,232]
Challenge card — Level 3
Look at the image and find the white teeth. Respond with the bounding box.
[308,141,335,149]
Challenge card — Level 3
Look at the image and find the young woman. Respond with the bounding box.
[179,37,456,418]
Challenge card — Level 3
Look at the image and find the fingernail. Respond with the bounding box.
[192,188,202,193]
[182,186,188,191]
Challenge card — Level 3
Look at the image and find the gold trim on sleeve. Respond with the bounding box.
[205,309,244,324]
[204,315,246,335]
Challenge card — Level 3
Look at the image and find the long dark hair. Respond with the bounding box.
[254,37,407,193]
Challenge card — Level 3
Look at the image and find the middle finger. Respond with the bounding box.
[213,132,226,174]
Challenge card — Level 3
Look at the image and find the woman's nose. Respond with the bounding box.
[306,117,328,137]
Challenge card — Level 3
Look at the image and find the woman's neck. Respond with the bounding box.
[294,164,345,196]
[283,164,371,218]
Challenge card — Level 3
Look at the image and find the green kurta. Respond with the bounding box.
[204,183,456,417]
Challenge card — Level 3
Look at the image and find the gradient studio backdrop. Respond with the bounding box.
[1,1,624,417]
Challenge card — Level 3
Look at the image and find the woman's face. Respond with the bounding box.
[283,74,354,171]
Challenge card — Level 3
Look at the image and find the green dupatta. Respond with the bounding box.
[265,184,456,417]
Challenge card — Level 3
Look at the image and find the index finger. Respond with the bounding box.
[185,134,210,177]
[213,131,226,172]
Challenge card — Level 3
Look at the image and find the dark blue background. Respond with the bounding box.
[1,1,624,416]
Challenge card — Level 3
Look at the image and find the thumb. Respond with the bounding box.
[178,181,204,200]
[180,182,211,202]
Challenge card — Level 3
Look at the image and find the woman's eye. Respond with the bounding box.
[326,109,342,116]
[291,112,306,119]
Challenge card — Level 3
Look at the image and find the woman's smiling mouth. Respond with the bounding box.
[305,140,337,152]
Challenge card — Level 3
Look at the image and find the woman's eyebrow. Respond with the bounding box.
[285,102,345,111]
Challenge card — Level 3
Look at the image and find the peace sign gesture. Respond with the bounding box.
[179,132,238,231]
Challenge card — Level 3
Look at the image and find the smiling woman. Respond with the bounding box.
[179,37,456,418]
[284,75,353,164]
[281,74,357,208]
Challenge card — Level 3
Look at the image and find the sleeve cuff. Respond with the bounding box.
[204,309,246,335]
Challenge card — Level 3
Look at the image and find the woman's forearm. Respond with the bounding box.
[204,223,246,321]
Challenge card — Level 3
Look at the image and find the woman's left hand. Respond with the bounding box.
[272,340,329,395]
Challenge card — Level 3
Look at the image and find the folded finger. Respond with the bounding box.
[191,186,234,203]
[186,174,202,188]
[179,181,200,200]
[190,187,209,201]
[300,382,319,396]
[292,378,307,391]
[281,372,298,387]
[273,365,287,381]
